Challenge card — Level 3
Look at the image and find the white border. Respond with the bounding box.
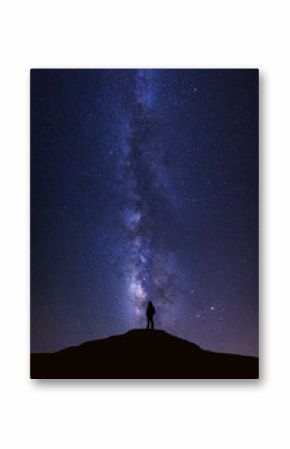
[0,1,289,448]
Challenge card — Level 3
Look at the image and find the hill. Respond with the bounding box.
[31,329,259,379]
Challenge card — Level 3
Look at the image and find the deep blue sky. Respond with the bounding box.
[31,69,258,356]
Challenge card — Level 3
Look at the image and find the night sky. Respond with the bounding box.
[31,69,258,356]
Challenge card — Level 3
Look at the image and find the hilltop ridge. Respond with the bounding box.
[31,329,258,379]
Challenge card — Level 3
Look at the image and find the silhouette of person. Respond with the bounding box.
[146,301,155,330]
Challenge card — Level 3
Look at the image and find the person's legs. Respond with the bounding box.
[147,316,149,329]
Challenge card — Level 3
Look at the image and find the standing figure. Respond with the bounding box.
[146,301,155,330]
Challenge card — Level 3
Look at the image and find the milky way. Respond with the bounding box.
[31,69,258,356]
[119,70,180,328]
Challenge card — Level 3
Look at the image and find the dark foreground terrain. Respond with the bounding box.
[31,329,258,379]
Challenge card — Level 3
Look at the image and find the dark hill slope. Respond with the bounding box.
[31,329,258,379]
